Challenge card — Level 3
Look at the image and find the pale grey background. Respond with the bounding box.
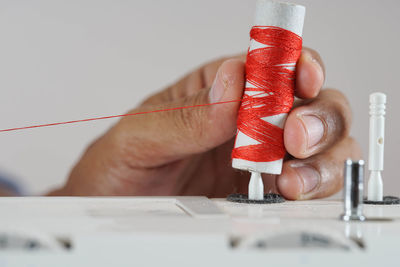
[0,0,399,195]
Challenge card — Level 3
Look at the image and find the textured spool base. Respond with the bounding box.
[364,196,400,205]
[227,193,285,204]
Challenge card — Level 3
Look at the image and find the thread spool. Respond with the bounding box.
[231,0,305,176]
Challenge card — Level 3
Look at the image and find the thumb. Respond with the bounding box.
[113,59,245,167]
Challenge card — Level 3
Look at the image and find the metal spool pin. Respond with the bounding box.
[341,159,366,221]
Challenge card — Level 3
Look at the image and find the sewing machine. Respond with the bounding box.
[0,196,398,266]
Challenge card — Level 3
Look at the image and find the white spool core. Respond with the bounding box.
[254,0,305,36]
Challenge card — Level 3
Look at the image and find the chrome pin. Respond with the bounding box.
[341,159,366,221]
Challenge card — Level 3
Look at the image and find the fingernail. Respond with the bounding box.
[293,165,320,195]
[209,68,226,103]
[299,115,324,149]
[303,51,324,82]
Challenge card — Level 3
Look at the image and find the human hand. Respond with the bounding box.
[52,48,361,200]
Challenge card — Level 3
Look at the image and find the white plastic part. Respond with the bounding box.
[232,0,305,175]
[175,197,226,218]
[368,92,386,201]
[248,171,264,200]
[254,0,305,36]
[368,171,383,201]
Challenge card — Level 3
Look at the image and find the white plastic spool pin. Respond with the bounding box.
[368,92,386,201]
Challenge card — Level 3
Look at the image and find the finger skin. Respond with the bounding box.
[295,48,325,99]
[277,136,362,200]
[284,89,352,159]
[142,47,324,106]
[110,59,245,168]
[52,48,330,197]
[141,56,241,106]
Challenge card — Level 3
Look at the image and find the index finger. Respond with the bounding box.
[295,47,325,99]
[141,47,324,106]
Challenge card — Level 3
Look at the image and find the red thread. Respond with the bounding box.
[232,26,302,162]
[0,99,240,133]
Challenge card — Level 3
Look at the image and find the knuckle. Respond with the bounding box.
[107,122,140,167]
[173,93,210,149]
[324,89,350,109]
[110,115,159,168]
[318,89,352,142]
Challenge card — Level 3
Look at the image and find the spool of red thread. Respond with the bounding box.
[231,0,305,199]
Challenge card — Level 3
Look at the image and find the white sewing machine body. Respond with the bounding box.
[0,197,399,266]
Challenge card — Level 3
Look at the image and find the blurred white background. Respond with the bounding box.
[0,0,399,195]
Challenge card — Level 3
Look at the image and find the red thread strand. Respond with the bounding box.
[0,99,240,133]
[232,26,302,162]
